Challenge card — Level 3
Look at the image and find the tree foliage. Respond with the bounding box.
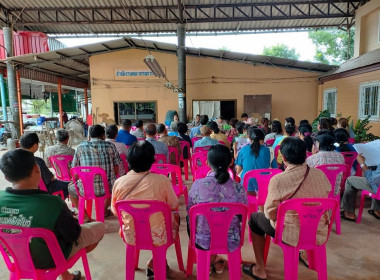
[262,43,300,60]
[308,28,354,65]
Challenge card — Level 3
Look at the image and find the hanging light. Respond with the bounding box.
[143,55,166,78]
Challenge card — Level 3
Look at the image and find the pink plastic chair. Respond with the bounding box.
[131,126,137,131]
[191,151,208,181]
[186,202,248,279]
[341,152,358,191]
[179,141,191,180]
[194,145,213,153]
[306,151,313,158]
[356,185,380,223]
[265,138,275,147]
[151,163,189,205]
[316,164,347,235]
[70,166,111,224]
[268,198,338,280]
[191,136,202,152]
[168,146,180,165]
[274,145,282,166]
[0,224,92,280]
[348,137,355,144]
[193,165,234,181]
[154,153,167,164]
[39,178,65,200]
[119,153,129,174]
[227,136,234,143]
[136,138,145,141]
[115,200,185,280]
[48,155,74,181]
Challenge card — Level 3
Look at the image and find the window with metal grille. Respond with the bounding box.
[359,82,380,121]
[323,88,337,117]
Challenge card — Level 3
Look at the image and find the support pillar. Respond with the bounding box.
[58,77,63,128]
[3,26,20,137]
[177,24,187,123]
[84,88,88,120]
[16,71,23,135]
[0,74,7,121]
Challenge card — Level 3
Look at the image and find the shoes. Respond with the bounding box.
[146,267,154,277]
[368,209,380,219]
[71,270,81,280]
[340,211,356,222]
[242,263,266,280]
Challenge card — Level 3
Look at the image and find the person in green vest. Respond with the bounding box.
[0,149,105,280]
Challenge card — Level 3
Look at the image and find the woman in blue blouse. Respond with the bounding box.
[235,127,271,194]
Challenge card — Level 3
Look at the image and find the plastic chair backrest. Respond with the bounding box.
[218,141,225,145]
[194,145,213,153]
[341,151,358,180]
[154,153,167,164]
[242,169,282,205]
[179,141,191,159]
[194,165,234,181]
[137,138,145,141]
[265,138,275,146]
[189,202,247,253]
[306,151,313,158]
[348,138,355,144]
[115,200,174,250]
[70,166,110,199]
[38,178,48,192]
[191,136,202,147]
[168,146,180,165]
[274,198,338,249]
[119,153,129,174]
[0,224,70,279]
[49,155,74,181]
[227,136,234,143]
[191,151,208,171]
[151,163,183,187]
[316,164,347,198]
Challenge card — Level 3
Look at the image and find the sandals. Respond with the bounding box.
[340,211,356,222]
[71,270,81,280]
[242,263,266,280]
[368,210,380,220]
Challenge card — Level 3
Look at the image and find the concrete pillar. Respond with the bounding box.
[0,74,7,121]
[3,26,20,137]
[177,24,187,123]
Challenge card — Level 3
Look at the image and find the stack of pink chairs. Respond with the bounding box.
[115,200,184,280]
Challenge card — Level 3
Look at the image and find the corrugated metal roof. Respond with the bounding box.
[0,1,369,34]
[0,37,335,88]
[321,48,380,79]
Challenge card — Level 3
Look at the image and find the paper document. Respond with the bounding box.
[353,140,380,166]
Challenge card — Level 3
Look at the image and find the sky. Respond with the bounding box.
[57,31,317,62]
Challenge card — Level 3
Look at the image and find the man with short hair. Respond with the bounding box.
[190,115,209,139]
[116,119,137,145]
[44,128,75,168]
[131,120,145,139]
[0,149,105,280]
[144,123,169,161]
[106,124,128,176]
[20,133,70,198]
[157,123,181,164]
[69,125,120,220]
[193,125,219,149]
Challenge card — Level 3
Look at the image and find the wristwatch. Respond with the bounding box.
[360,163,366,169]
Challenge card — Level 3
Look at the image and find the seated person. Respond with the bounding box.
[106,124,129,177]
[341,154,380,221]
[144,123,169,162]
[260,118,271,136]
[44,128,75,168]
[263,120,283,144]
[157,123,181,164]
[177,122,192,159]
[242,137,330,280]
[208,121,230,147]
[191,114,201,127]
[233,122,250,159]
[193,125,219,149]
[168,121,179,137]
[111,141,183,279]
[20,133,70,198]
[188,145,247,274]
[0,149,105,280]
[169,114,179,134]
[131,120,145,139]
[116,119,137,146]
[297,123,313,153]
[225,118,239,138]
[190,115,208,139]
[241,113,252,125]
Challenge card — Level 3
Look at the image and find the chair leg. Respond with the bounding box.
[307,249,316,271]
[174,237,185,271]
[78,198,85,224]
[81,250,92,280]
[335,207,341,234]
[228,250,242,280]
[282,247,298,280]
[85,200,93,220]
[95,198,105,223]
[356,193,367,224]
[186,244,195,277]
[195,249,211,280]
[183,189,189,206]
[314,246,328,280]
[184,160,189,180]
[152,247,168,280]
[134,249,140,269]
[126,245,136,280]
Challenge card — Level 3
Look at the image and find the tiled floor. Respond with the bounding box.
[0,148,380,279]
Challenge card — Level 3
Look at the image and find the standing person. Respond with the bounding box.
[188,145,248,274]
[44,128,75,168]
[190,115,209,138]
[341,154,380,221]
[106,124,129,177]
[235,128,271,194]
[116,119,137,146]
[111,141,184,279]
[131,120,145,139]
[208,121,230,147]
[144,123,169,161]
[61,110,69,124]
[69,125,120,221]
[193,125,219,149]
[242,137,330,280]
[157,123,181,164]
[20,133,70,198]
[0,149,105,280]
